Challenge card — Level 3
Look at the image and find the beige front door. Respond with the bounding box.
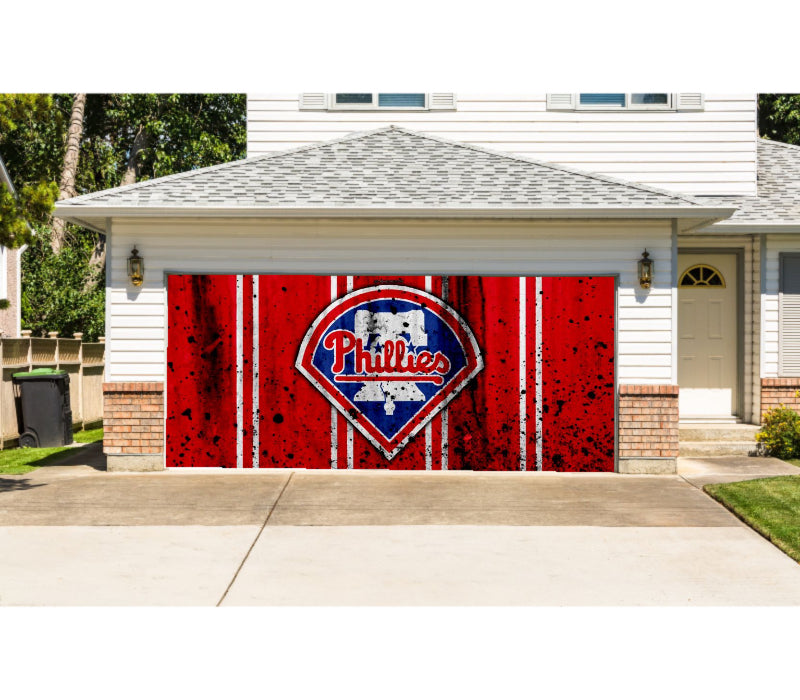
[678,252,738,420]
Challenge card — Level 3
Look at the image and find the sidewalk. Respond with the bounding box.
[0,449,797,605]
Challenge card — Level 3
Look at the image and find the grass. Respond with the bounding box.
[704,475,800,563]
[74,427,103,444]
[0,428,103,476]
[786,459,800,469]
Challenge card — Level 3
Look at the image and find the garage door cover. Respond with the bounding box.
[167,275,615,471]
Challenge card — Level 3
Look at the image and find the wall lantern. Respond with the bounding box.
[638,250,653,289]
[127,246,144,287]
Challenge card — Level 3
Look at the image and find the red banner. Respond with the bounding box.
[166,275,615,471]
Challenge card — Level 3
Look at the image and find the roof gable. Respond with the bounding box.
[59,125,707,211]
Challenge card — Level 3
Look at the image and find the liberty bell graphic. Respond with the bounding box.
[352,310,428,415]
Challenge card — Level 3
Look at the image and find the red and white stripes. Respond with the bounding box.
[191,273,614,471]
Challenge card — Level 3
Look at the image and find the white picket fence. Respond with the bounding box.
[0,336,105,447]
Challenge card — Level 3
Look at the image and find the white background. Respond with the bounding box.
[3,2,798,697]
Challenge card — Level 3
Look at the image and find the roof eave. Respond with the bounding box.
[53,205,737,234]
[695,221,800,234]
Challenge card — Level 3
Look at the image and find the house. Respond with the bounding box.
[53,93,800,473]
[0,154,26,338]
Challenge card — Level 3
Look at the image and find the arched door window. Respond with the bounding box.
[679,264,725,287]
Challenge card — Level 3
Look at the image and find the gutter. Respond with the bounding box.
[695,221,800,234]
[54,205,737,233]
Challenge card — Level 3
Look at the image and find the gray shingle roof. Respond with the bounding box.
[706,139,800,227]
[58,125,707,211]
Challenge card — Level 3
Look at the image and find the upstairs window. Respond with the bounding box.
[332,93,428,110]
[578,93,673,110]
[579,93,628,107]
[335,93,374,105]
[299,93,457,111]
[547,93,704,111]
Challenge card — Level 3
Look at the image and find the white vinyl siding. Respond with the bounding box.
[106,218,674,384]
[247,94,757,196]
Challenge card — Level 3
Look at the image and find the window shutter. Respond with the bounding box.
[546,94,577,110]
[780,255,800,376]
[428,93,457,110]
[299,93,328,110]
[676,93,704,111]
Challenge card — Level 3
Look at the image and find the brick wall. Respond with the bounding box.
[761,378,800,418]
[618,384,679,459]
[103,382,164,455]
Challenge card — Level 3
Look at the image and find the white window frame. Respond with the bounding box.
[576,93,675,111]
[548,93,680,112]
[327,93,430,111]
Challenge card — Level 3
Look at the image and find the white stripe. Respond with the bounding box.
[535,276,543,471]
[236,275,244,469]
[252,275,260,469]
[425,275,433,470]
[346,275,354,469]
[519,277,527,471]
[330,276,338,469]
[440,276,449,470]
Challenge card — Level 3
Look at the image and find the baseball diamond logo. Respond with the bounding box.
[296,285,484,459]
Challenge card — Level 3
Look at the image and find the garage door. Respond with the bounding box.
[166,275,615,471]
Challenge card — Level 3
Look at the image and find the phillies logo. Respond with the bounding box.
[296,285,483,459]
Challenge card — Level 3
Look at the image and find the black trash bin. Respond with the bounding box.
[12,368,73,448]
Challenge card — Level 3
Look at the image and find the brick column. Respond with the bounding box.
[760,378,800,418]
[618,384,679,474]
[103,382,164,471]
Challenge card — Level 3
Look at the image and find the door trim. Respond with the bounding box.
[677,247,744,419]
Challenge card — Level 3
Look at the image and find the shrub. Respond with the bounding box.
[756,405,800,459]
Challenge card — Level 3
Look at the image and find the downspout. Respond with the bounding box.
[16,245,26,337]
[671,219,679,389]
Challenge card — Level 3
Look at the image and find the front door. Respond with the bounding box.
[678,252,738,420]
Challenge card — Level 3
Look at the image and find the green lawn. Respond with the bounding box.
[786,459,800,469]
[704,475,800,563]
[0,428,103,476]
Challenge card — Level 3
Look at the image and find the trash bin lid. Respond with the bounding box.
[12,368,68,379]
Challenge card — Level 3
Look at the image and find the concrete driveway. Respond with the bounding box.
[0,446,798,605]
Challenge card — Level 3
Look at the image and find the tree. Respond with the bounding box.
[759,94,800,145]
[0,179,59,248]
[0,93,247,340]
[82,94,247,271]
[20,229,104,339]
[51,93,87,253]
[0,94,61,248]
